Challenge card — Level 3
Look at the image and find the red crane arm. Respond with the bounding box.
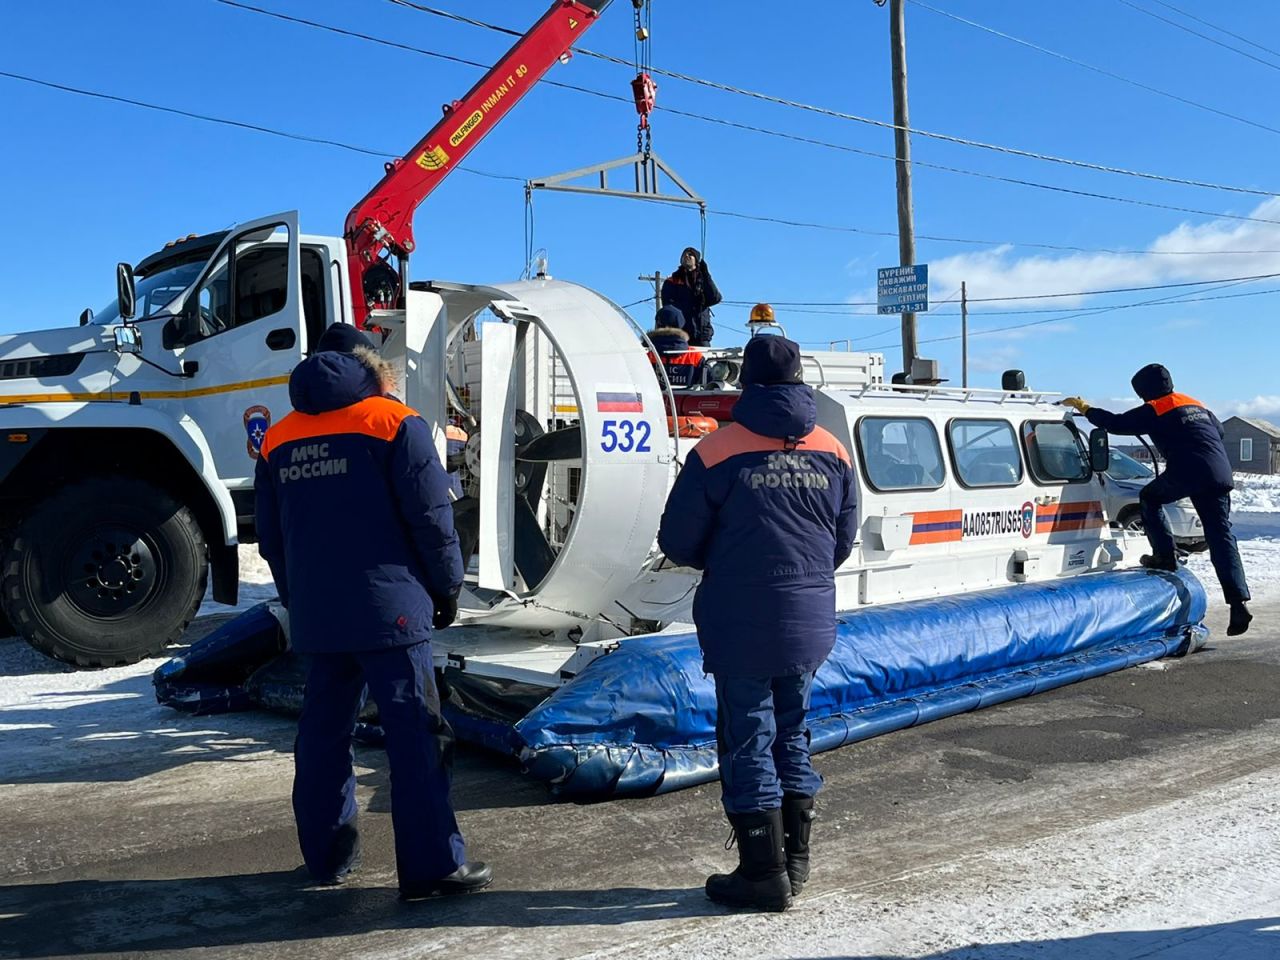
[345,0,612,327]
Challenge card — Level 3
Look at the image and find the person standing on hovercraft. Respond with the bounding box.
[1063,363,1252,636]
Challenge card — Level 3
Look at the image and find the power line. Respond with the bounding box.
[710,207,1280,249]
[212,0,633,109]
[9,61,1280,267]
[1145,0,1280,59]
[381,0,1280,200]
[958,271,1280,304]
[0,68,524,185]
[1114,0,1280,71]
[722,271,1280,308]
[908,0,1280,138]
[208,1,1280,228]
[860,279,1280,350]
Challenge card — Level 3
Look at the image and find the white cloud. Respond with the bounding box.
[1224,396,1280,419]
[969,344,1021,373]
[915,197,1280,312]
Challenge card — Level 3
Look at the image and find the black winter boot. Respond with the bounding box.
[399,862,493,901]
[1140,554,1179,572]
[705,809,792,912]
[781,794,816,895]
[1227,600,1253,637]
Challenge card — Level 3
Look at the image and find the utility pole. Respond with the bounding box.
[638,271,663,314]
[887,0,918,378]
[961,281,968,389]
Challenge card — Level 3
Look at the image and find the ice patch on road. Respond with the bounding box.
[582,771,1280,960]
[0,545,280,778]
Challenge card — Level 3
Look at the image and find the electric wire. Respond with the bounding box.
[908,0,1280,138]
[1144,0,1280,60]
[859,278,1280,350]
[720,271,1280,308]
[0,68,525,185]
[383,0,1280,199]
[1113,0,1280,72]
[207,1,1280,228]
[708,208,1280,253]
[9,61,1280,265]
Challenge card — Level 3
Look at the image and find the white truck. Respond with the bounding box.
[0,0,618,665]
[0,216,349,664]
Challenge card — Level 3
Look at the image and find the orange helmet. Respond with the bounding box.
[749,303,776,324]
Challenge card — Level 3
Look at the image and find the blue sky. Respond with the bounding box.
[2,0,1278,416]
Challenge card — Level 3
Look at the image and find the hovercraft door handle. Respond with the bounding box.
[265,328,296,351]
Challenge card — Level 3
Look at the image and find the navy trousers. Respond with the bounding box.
[713,671,823,815]
[293,640,466,886]
[1140,473,1250,603]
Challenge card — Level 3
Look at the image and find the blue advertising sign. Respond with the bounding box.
[877,264,929,314]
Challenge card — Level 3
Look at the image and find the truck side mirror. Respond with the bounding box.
[116,263,137,322]
[1089,428,1110,473]
[113,325,142,355]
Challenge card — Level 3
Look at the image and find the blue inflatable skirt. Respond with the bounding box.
[155,568,1207,801]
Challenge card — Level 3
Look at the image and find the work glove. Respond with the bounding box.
[432,593,458,631]
[1061,396,1091,414]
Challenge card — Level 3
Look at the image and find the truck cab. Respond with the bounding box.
[0,212,350,665]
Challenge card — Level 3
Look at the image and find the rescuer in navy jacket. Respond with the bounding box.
[1064,363,1251,636]
[658,335,856,912]
[660,247,721,346]
[254,323,491,900]
[648,305,704,389]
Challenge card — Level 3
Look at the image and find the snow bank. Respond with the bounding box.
[1233,472,1280,513]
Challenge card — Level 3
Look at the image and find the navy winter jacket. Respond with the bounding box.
[657,383,857,677]
[661,263,721,344]
[254,352,464,654]
[1085,364,1233,494]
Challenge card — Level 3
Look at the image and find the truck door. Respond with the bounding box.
[169,212,303,489]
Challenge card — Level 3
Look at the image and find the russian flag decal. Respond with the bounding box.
[595,388,644,413]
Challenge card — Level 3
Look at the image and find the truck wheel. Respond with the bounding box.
[1,477,207,667]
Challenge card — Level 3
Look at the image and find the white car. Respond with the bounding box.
[1103,449,1207,552]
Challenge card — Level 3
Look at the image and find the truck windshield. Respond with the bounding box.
[92,260,205,325]
[1108,449,1155,480]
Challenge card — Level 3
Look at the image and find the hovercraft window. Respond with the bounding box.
[1022,421,1090,484]
[855,417,946,492]
[948,419,1023,488]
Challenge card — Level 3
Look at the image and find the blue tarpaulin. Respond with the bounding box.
[514,568,1207,798]
[155,568,1206,801]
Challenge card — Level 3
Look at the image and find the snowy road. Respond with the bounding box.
[2,505,1278,958]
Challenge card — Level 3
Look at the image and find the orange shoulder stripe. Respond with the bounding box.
[692,423,851,469]
[797,426,852,465]
[261,395,416,460]
[1147,392,1203,416]
[693,423,786,469]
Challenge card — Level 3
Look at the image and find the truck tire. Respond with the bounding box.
[1,476,207,667]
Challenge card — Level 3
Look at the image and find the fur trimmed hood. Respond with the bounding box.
[289,350,383,415]
[647,326,690,343]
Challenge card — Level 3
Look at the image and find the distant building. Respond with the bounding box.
[1113,443,1161,466]
[1222,416,1280,475]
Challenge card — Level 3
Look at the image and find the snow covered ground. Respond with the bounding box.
[583,771,1280,960]
[1233,472,1280,513]
[2,499,1279,958]
[3,493,1277,712]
